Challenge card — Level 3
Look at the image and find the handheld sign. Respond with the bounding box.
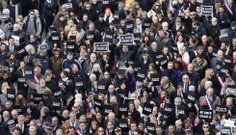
[201,5,213,17]
[215,106,228,114]
[39,43,48,50]
[119,34,135,45]
[199,109,213,122]
[226,85,236,96]
[221,127,232,135]
[93,42,110,52]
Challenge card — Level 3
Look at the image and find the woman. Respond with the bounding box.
[90,63,104,81]
[24,44,36,66]
[89,120,99,134]
[49,48,63,79]
[6,52,19,73]
[192,55,208,77]
[175,34,187,54]
[95,127,105,135]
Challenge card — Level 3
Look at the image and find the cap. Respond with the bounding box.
[7,119,15,126]
[98,13,104,17]
[197,46,204,50]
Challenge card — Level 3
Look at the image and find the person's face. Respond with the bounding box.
[163,48,169,55]
[39,80,46,87]
[83,15,88,21]
[131,123,137,131]
[202,124,209,132]
[5,102,11,109]
[183,76,190,83]
[52,117,58,126]
[217,51,224,59]
[168,125,175,133]
[167,63,173,69]
[97,127,104,135]
[70,114,76,121]
[29,12,35,18]
[177,86,183,92]
[122,46,128,52]
[79,123,86,130]
[96,113,102,120]
[90,54,96,62]
[13,129,20,135]
[107,122,114,130]
[29,128,37,135]
[108,85,114,93]
[226,98,233,106]
[129,103,135,110]
[151,42,157,50]
[68,128,75,135]
[156,127,162,135]
[174,99,181,106]
[136,18,141,25]
[72,65,78,72]
[67,54,73,60]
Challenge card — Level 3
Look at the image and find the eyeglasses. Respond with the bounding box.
[98,130,104,132]
[203,126,209,129]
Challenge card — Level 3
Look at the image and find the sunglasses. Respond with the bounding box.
[203,126,209,128]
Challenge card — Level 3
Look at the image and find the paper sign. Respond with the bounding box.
[119,34,135,45]
[199,109,213,122]
[93,42,110,52]
[201,5,213,17]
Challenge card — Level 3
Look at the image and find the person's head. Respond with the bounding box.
[175,119,183,130]
[90,53,97,62]
[128,102,135,111]
[217,49,224,59]
[97,127,105,135]
[115,127,122,135]
[62,110,69,119]
[11,109,18,120]
[29,126,37,135]
[182,74,190,83]
[189,85,196,92]
[180,46,187,54]
[68,126,76,135]
[17,115,24,125]
[122,45,129,52]
[162,46,169,55]
[88,22,95,31]
[79,121,87,131]
[69,111,77,121]
[206,88,214,96]
[174,97,182,106]
[66,51,74,60]
[51,116,59,126]
[202,123,210,133]
[107,120,115,130]
[168,125,175,134]
[29,10,35,18]
[40,106,49,116]
[3,111,10,121]
[12,128,21,135]
[156,125,163,135]
[56,129,63,135]
[211,17,218,26]
[160,76,170,86]
[130,121,137,131]
[226,97,234,106]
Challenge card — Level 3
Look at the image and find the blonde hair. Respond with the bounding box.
[25,44,36,54]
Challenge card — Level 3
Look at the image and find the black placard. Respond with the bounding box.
[201,5,213,17]
[143,103,153,115]
[104,31,113,43]
[226,86,236,96]
[0,65,9,72]
[104,105,113,115]
[215,106,228,114]
[51,32,60,42]
[119,104,128,115]
[199,109,213,122]
[119,34,134,45]
[221,127,232,135]
[93,42,110,52]
[133,32,142,44]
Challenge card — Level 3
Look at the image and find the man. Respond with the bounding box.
[51,116,60,134]
[22,10,42,38]
[16,115,27,134]
[65,112,80,130]
[106,120,115,135]
[29,126,37,135]
[175,119,185,135]
[76,121,88,135]
[179,74,196,93]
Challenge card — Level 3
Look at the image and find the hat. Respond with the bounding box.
[98,13,104,17]
[216,60,222,66]
[2,8,10,15]
[197,46,204,50]
[7,119,15,126]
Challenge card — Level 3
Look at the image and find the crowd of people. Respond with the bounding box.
[0,0,236,135]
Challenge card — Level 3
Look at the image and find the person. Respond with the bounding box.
[22,10,42,38]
